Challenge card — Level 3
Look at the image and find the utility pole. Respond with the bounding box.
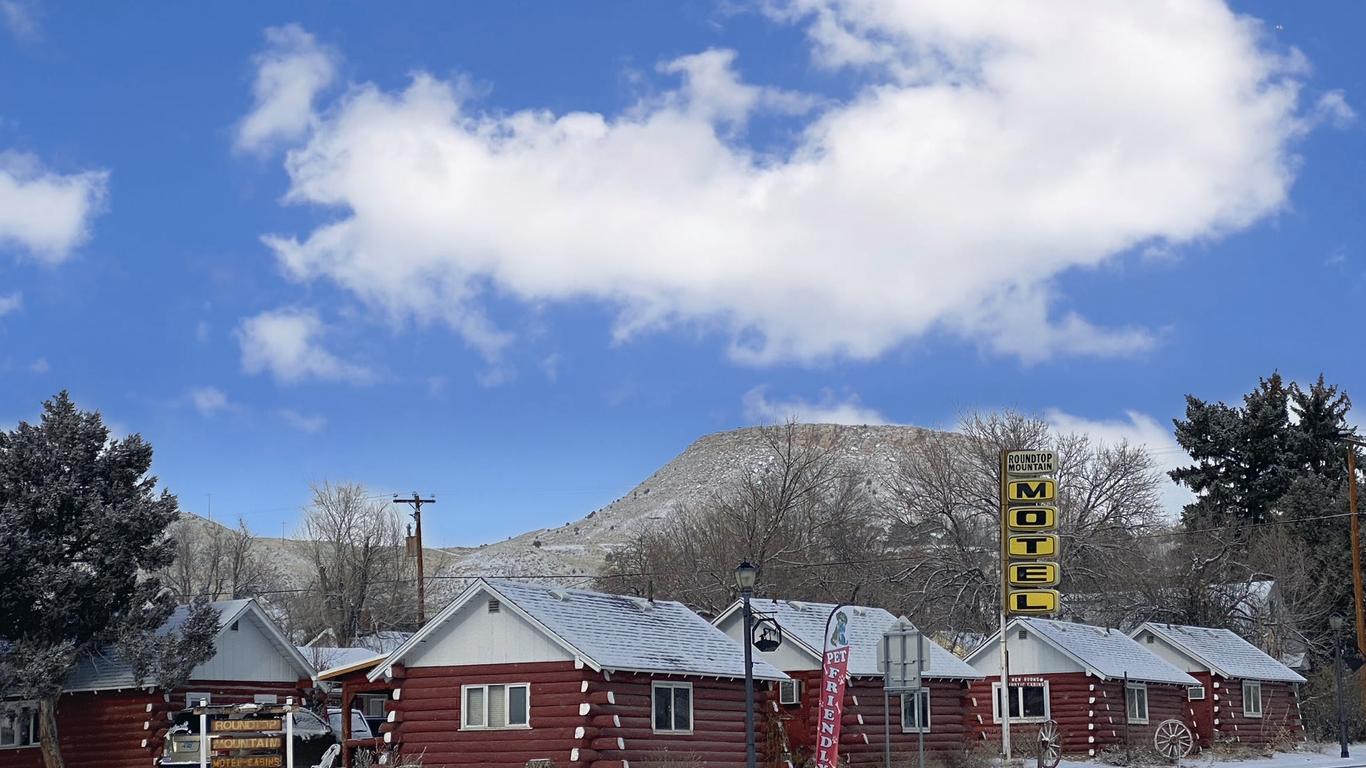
[1345,441,1366,704]
[394,492,436,625]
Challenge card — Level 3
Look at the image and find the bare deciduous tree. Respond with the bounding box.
[289,482,417,645]
[160,517,278,601]
[599,422,890,613]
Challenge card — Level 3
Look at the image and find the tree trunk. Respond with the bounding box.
[38,695,64,768]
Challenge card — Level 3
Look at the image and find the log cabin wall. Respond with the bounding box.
[0,691,160,768]
[967,669,1180,754]
[1209,678,1303,746]
[590,671,773,768]
[386,660,596,768]
[1187,672,1215,748]
[833,678,972,766]
[1083,679,1190,758]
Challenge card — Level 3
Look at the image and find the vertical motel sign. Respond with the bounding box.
[1002,450,1061,616]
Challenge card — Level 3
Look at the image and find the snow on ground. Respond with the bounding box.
[1057,744,1366,768]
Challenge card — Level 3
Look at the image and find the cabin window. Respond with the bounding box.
[0,702,37,749]
[461,683,530,729]
[1125,683,1148,724]
[1188,686,1206,701]
[360,694,387,719]
[778,679,801,706]
[900,689,931,732]
[991,682,1050,723]
[253,694,278,705]
[652,681,693,734]
[1242,681,1262,718]
[186,692,212,707]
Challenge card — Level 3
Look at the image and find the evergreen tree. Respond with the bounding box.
[1171,373,1294,529]
[0,392,216,768]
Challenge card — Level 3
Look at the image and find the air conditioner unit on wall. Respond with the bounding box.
[779,679,801,705]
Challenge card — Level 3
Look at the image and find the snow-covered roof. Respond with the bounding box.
[969,618,1199,686]
[371,579,787,682]
[715,598,982,680]
[303,647,387,680]
[64,599,314,693]
[1134,623,1306,683]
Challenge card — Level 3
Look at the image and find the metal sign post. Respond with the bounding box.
[879,618,929,768]
[199,700,208,768]
[285,698,295,768]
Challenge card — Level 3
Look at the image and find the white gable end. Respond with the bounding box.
[191,612,300,683]
[1132,630,1209,675]
[715,612,819,672]
[968,629,1083,677]
[403,592,575,668]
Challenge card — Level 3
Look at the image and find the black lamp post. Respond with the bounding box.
[1332,615,1350,759]
[736,561,759,768]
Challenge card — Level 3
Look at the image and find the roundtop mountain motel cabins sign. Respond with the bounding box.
[998,450,1062,759]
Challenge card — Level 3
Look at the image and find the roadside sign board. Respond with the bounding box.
[212,719,282,732]
[212,758,283,768]
[1007,533,1057,558]
[1008,562,1060,587]
[1006,479,1055,502]
[1008,589,1060,615]
[1001,450,1061,617]
[1006,506,1056,530]
[1006,451,1057,475]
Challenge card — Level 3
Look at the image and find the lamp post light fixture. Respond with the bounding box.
[1332,615,1350,759]
[736,561,759,768]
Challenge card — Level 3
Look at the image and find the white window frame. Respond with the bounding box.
[778,679,801,706]
[1188,686,1206,701]
[651,681,694,735]
[0,701,38,749]
[186,692,212,707]
[460,683,531,730]
[1242,680,1262,718]
[253,694,278,704]
[900,689,931,733]
[991,681,1050,724]
[1125,683,1149,725]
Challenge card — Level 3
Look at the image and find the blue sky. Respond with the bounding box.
[0,1,1361,546]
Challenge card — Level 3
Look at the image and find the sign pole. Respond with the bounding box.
[285,697,295,768]
[999,449,1012,761]
[199,700,208,768]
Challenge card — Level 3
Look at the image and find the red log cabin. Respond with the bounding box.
[1130,623,1305,748]
[713,599,983,766]
[0,598,316,768]
[964,618,1200,758]
[366,579,790,768]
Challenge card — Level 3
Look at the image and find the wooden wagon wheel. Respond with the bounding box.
[1154,718,1195,761]
[1037,719,1063,768]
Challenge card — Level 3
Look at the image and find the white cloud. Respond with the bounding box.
[0,292,20,316]
[743,385,889,425]
[188,386,232,416]
[1044,408,1195,518]
[279,408,327,433]
[237,308,371,384]
[1312,90,1356,129]
[27,357,46,374]
[0,1,35,39]
[0,152,108,264]
[235,24,337,153]
[255,5,1310,365]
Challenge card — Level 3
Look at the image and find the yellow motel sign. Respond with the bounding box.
[1009,589,1060,615]
[1002,450,1061,617]
[1008,562,1059,587]
[1006,479,1056,502]
[1007,533,1057,558]
[1006,506,1056,531]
